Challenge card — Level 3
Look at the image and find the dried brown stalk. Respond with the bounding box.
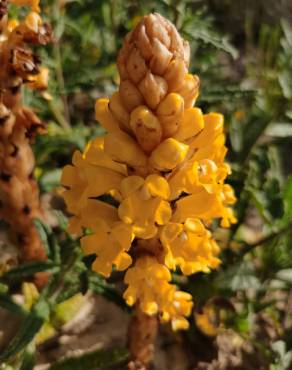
[0,4,52,286]
[127,306,158,370]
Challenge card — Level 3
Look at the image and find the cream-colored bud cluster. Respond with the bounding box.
[108,13,199,153]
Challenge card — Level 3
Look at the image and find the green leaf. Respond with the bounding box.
[283,176,292,224]
[1,261,59,282]
[20,343,36,370]
[0,293,27,316]
[39,169,62,192]
[48,348,128,370]
[34,219,51,258]
[34,219,61,264]
[215,262,261,292]
[0,298,50,362]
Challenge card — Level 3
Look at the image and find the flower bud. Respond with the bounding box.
[130,106,162,153]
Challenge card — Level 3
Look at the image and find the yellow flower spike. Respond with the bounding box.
[108,92,131,132]
[62,13,237,335]
[95,99,121,133]
[130,105,162,153]
[149,138,189,171]
[173,107,204,142]
[104,131,148,168]
[119,79,144,112]
[175,74,200,109]
[156,93,184,137]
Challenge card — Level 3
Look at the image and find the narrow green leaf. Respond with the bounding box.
[1,261,59,282]
[0,293,27,316]
[20,343,36,370]
[0,299,50,362]
[34,219,51,258]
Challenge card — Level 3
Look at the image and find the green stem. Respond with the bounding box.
[52,1,71,128]
[48,99,71,130]
[238,221,292,256]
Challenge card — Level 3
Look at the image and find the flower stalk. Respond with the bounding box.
[62,13,236,368]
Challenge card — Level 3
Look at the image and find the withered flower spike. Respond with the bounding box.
[0,0,51,287]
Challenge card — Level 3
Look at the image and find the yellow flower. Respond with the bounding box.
[161,290,193,331]
[168,157,231,200]
[81,220,133,277]
[195,305,220,337]
[149,138,189,171]
[61,137,126,233]
[28,66,49,90]
[104,131,148,169]
[118,174,171,239]
[190,113,227,164]
[173,186,237,227]
[160,218,221,275]
[124,256,193,330]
